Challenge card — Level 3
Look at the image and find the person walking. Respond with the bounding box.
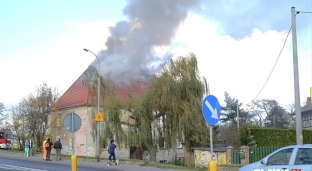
[29,139,33,156]
[24,140,30,157]
[107,140,118,166]
[45,138,53,161]
[54,138,62,161]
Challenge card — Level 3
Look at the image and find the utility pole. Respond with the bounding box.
[237,100,239,129]
[83,48,101,162]
[291,7,303,145]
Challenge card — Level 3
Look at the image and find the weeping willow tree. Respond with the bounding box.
[126,53,210,161]
[85,53,210,161]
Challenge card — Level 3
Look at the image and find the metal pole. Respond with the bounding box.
[71,113,75,154]
[291,7,303,145]
[210,125,213,160]
[96,55,101,162]
[83,49,102,162]
[237,100,239,129]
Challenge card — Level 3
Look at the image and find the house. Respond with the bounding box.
[47,68,148,159]
[47,68,185,161]
[301,97,312,129]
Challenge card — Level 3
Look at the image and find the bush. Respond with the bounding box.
[239,125,261,145]
[240,126,312,146]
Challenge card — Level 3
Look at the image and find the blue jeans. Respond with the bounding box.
[109,153,116,161]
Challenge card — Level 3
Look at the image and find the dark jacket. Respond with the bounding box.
[54,140,62,149]
[25,141,30,148]
[108,143,116,155]
[45,141,53,150]
[29,141,33,148]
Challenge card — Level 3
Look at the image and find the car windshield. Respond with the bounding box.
[7,140,11,144]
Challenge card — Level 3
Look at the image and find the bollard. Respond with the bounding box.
[208,160,217,171]
[71,155,77,171]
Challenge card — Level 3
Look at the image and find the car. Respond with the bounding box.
[5,143,12,150]
[239,144,312,171]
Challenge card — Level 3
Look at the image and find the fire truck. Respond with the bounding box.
[0,131,8,149]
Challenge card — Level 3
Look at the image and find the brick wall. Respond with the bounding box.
[49,106,94,156]
[226,146,234,164]
[49,106,131,159]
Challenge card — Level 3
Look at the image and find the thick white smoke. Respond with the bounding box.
[93,0,204,84]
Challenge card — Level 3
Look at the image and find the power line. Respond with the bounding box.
[249,26,292,103]
[297,11,312,14]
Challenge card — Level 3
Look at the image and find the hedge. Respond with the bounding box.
[240,125,312,146]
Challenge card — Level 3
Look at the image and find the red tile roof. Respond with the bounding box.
[51,69,148,111]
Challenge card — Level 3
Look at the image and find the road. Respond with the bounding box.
[0,157,117,171]
[0,152,192,171]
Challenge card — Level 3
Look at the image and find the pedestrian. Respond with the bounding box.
[45,138,53,161]
[29,139,33,156]
[54,138,62,161]
[24,140,30,157]
[43,137,48,160]
[107,140,118,166]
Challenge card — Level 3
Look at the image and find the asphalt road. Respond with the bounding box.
[0,157,116,171]
[0,151,192,171]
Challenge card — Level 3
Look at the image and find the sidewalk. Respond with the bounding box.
[0,152,193,171]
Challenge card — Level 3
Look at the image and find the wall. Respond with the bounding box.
[156,149,184,162]
[48,106,187,160]
[48,106,130,158]
[194,150,226,167]
[49,106,93,156]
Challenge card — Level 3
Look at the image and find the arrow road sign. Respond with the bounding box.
[202,95,221,125]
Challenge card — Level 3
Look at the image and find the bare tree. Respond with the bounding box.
[248,100,266,127]
[0,103,8,127]
[10,104,27,150]
[285,103,295,128]
[21,82,60,150]
[252,99,291,128]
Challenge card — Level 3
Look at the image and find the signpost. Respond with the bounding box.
[63,112,81,154]
[202,95,221,171]
[94,111,104,122]
[63,112,81,171]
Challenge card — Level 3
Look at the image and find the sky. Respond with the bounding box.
[0,0,311,109]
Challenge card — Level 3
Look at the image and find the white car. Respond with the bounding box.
[239,144,312,171]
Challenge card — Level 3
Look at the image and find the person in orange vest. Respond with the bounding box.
[42,138,48,160]
[45,138,53,161]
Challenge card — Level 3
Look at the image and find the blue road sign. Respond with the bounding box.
[202,95,221,125]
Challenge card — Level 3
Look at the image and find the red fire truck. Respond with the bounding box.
[0,131,8,149]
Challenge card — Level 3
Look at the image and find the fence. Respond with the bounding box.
[227,146,281,165]
[231,149,241,164]
[249,146,280,163]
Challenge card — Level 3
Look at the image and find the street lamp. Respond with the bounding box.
[83,48,101,162]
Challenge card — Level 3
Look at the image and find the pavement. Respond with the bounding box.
[0,152,193,171]
[0,157,111,171]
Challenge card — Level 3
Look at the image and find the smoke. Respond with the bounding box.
[93,0,203,84]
